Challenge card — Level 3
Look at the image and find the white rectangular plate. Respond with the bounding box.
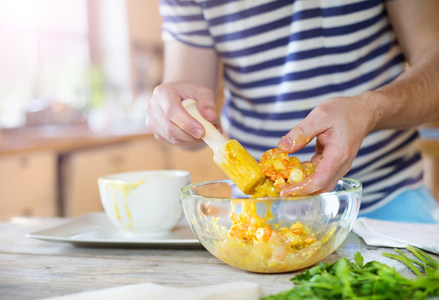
[26,212,202,248]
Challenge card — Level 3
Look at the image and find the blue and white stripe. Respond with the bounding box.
[160,0,423,213]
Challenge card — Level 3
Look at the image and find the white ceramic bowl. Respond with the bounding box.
[98,170,191,234]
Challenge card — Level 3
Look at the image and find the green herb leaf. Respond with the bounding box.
[263,246,439,300]
[354,251,364,268]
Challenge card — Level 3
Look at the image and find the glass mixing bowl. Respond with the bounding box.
[181,178,361,273]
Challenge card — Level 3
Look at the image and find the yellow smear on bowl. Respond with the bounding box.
[105,179,146,232]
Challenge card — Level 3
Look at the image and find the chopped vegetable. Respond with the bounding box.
[253,148,315,197]
[216,202,317,273]
[263,246,439,300]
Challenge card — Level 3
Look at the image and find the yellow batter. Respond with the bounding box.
[104,179,145,232]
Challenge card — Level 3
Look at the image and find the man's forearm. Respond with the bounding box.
[367,0,439,132]
[368,48,439,132]
[162,41,220,93]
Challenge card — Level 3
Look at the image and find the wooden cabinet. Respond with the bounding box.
[423,154,439,202]
[419,139,439,203]
[124,137,167,171]
[419,122,439,203]
[167,145,227,184]
[0,151,57,221]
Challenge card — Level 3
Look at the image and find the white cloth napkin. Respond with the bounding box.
[42,281,260,300]
[353,217,439,254]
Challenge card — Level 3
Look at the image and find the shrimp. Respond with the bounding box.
[259,148,291,180]
[271,244,287,262]
[256,227,276,243]
[259,148,313,191]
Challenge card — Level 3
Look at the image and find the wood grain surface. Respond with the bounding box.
[0,217,434,300]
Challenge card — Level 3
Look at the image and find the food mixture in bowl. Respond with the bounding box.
[252,148,315,198]
[183,184,357,273]
[182,148,361,273]
[217,200,319,273]
[214,148,318,272]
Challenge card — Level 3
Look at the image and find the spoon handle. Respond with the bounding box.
[182,99,226,152]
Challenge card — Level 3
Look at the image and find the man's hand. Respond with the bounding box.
[278,92,377,196]
[145,82,218,148]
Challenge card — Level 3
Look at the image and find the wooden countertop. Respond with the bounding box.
[1,215,434,299]
[0,124,152,156]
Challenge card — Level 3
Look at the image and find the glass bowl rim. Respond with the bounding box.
[181,177,362,202]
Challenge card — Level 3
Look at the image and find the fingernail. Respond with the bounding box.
[279,138,292,151]
[192,128,202,139]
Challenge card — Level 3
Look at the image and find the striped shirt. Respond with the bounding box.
[160,0,423,213]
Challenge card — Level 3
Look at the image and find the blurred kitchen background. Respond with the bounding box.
[0,0,227,221]
[0,0,437,221]
[0,0,162,130]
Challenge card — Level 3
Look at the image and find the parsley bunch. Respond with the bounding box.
[263,246,439,300]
